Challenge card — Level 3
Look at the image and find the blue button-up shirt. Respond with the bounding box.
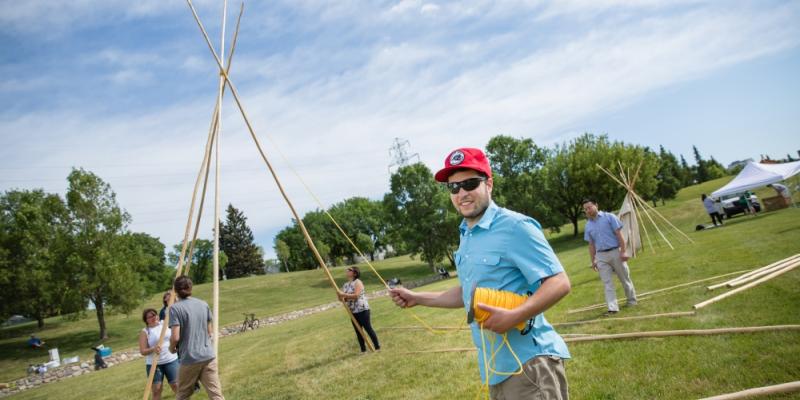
[455,202,570,385]
[584,211,623,251]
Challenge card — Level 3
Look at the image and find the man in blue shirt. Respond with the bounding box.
[582,198,637,315]
[390,148,571,399]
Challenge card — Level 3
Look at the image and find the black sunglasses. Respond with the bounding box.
[445,177,486,194]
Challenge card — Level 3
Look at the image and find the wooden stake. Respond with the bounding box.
[185,0,374,351]
[694,261,800,309]
[698,381,800,400]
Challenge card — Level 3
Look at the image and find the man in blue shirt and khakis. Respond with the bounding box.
[389,147,571,399]
[582,198,638,316]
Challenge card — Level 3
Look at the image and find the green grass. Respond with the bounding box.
[0,255,434,383]
[5,177,800,399]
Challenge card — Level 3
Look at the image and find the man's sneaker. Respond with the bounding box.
[603,310,619,317]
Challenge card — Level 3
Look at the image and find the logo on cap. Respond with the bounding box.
[449,150,465,166]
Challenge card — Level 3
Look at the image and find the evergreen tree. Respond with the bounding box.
[692,145,710,183]
[219,204,264,278]
[654,145,682,205]
[679,154,694,186]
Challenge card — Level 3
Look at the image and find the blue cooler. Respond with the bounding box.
[99,347,112,357]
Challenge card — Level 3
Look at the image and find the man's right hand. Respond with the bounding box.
[591,260,598,272]
[389,287,417,308]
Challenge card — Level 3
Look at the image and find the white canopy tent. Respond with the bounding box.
[711,161,800,198]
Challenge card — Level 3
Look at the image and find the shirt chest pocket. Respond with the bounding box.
[474,254,501,266]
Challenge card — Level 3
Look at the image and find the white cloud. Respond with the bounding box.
[2,1,799,258]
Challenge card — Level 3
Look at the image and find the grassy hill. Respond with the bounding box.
[0,255,435,383]
[4,176,800,399]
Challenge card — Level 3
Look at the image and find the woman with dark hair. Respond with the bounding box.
[139,308,178,400]
[338,266,381,353]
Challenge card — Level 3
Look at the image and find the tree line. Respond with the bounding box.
[0,133,727,336]
[1,170,267,338]
[274,134,727,271]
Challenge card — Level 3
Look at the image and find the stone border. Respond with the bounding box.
[0,273,454,397]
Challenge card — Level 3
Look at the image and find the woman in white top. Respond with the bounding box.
[139,308,179,400]
[337,266,381,353]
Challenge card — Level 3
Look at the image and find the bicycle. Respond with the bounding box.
[240,313,260,333]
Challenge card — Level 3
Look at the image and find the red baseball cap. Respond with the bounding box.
[434,148,492,182]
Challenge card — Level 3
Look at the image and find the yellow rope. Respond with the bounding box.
[471,286,529,399]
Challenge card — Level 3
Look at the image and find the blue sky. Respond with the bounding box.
[1,1,799,259]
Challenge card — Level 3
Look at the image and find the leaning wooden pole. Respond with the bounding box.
[211,0,227,360]
[698,381,800,400]
[694,261,800,309]
[184,0,374,351]
[143,8,243,398]
[184,3,243,278]
[631,191,674,249]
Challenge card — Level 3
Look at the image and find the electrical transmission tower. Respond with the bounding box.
[388,138,420,175]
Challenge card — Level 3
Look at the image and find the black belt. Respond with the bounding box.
[598,247,618,253]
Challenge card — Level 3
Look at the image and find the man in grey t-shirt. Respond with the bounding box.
[169,276,225,399]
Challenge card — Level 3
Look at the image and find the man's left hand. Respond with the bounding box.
[620,253,629,262]
[475,303,521,334]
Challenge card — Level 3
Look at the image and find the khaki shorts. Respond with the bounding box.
[490,355,568,400]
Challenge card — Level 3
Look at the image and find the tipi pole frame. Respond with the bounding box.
[184,0,374,351]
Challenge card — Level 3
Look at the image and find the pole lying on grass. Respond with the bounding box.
[694,261,800,310]
[184,0,375,351]
[383,311,696,331]
[698,381,800,400]
[568,269,754,314]
[400,325,800,354]
[553,311,696,327]
[707,254,800,290]
[724,254,800,288]
[564,324,800,343]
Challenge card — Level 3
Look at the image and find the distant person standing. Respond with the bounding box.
[159,291,172,322]
[337,266,380,354]
[738,191,757,216]
[583,198,638,315]
[169,276,225,400]
[767,183,793,205]
[701,194,723,226]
